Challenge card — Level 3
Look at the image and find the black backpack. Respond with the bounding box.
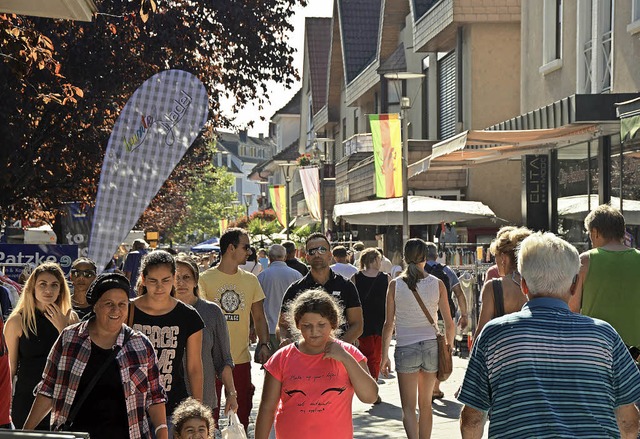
[425,263,456,319]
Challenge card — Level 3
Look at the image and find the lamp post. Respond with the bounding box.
[383,71,425,244]
[243,193,254,222]
[279,162,297,240]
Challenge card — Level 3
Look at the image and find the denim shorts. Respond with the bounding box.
[394,339,439,374]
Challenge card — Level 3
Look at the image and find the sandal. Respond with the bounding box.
[431,390,444,401]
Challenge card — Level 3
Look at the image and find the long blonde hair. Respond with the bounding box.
[9,262,72,338]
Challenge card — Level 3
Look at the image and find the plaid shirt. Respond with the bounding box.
[36,320,166,438]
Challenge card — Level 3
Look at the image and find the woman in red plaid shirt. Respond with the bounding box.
[24,273,168,438]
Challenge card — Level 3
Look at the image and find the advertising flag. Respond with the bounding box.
[298,167,321,221]
[369,114,402,198]
[88,70,208,272]
[269,185,287,228]
[219,219,228,235]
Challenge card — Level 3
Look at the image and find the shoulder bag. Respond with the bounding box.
[410,287,453,381]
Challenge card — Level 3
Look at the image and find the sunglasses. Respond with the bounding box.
[307,246,328,256]
[70,269,96,278]
[237,243,252,252]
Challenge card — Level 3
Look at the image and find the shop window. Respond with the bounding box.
[556,142,598,249]
[611,135,640,247]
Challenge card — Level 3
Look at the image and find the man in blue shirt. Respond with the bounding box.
[458,232,640,439]
[257,244,302,348]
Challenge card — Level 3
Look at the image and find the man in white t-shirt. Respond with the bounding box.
[331,245,359,280]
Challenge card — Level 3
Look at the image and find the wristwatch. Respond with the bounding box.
[259,342,273,351]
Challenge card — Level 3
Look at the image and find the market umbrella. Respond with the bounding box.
[190,237,220,253]
[333,196,496,226]
[558,195,640,224]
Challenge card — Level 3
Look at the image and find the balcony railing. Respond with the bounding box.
[343,133,373,156]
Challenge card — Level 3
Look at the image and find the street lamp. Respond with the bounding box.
[279,161,297,240]
[383,71,425,244]
[243,193,254,221]
[312,137,335,234]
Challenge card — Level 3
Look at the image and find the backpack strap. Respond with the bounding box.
[492,278,505,318]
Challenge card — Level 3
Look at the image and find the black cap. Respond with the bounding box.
[85,272,130,305]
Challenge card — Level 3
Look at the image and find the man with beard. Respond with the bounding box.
[199,228,270,431]
[278,233,363,346]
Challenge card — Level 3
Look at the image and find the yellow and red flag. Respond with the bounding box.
[218,218,228,235]
[369,114,402,198]
[269,185,287,228]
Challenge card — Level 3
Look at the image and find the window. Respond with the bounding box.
[438,51,456,140]
[387,79,402,115]
[353,109,358,135]
[577,0,614,93]
[342,117,347,143]
[631,0,640,33]
[541,0,563,72]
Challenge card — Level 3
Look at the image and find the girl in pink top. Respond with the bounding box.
[255,289,378,439]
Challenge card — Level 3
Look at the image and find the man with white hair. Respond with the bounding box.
[257,244,303,348]
[458,232,640,439]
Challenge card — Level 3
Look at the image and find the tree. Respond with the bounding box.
[165,161,244,243]
[0,0,306,221]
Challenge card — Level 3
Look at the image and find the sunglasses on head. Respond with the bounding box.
[70,269,96,278]
[307,246,328,256]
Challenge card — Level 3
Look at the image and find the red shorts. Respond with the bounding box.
[358,334,382,380]
[214,361,254,431]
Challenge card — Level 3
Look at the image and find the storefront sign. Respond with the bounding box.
[0,244,78,281]
[522,155,549,231]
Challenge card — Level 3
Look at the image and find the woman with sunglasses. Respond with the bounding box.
[129,250,204,435]
[69,257,97,320]
[4,262,78,429]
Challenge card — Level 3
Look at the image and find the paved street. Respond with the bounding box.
[217,342,489,438]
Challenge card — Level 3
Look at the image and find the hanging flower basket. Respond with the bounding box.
[296,153,312,167]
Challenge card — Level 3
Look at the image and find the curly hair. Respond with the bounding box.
[139,250,176,297]
[172,397,214,438]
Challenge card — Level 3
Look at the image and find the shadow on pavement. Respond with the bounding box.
[432,398,463,419]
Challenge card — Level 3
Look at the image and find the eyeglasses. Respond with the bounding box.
[307,246,328,256]
[70,269,96,278]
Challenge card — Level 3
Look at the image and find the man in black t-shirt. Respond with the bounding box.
[278,233,363,346]
[282,240,309,276]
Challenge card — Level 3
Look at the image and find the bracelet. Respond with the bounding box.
[259,342,273,350]
[227,390,238,397]
[155,424,168,434]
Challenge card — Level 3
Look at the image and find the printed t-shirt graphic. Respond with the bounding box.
[131,301,204,411]
[264,340,365,439]
[199,267,265,364]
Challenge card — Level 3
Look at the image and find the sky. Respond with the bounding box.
[224,0,333,137]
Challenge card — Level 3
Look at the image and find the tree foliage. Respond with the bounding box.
[165,162,244,243]
[0,0,306,222]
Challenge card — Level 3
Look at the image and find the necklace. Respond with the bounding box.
[511,271,521,287]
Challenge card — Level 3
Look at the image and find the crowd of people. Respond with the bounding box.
[0,203,638,438]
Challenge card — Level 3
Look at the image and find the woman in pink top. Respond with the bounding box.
[255,289,378,439]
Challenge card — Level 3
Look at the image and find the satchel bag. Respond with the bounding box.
[410,289,453,381]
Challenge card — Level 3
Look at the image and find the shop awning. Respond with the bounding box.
[333,195,496,225]
[408,124,601,177]
[558,195,640,225]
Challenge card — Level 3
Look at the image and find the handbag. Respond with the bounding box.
[410,288,453,381]
[221,411,247,439]
[59,327,133,431]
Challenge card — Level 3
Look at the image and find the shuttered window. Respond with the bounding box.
[438,51,456,140]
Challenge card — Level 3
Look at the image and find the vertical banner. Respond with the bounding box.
[54,202,94,257]
[269,185,287,228]
[522,155,549,231]
[298,167,321,221]
[219,219,228,235]
[88,70,208,272]
[369,114,402,198]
